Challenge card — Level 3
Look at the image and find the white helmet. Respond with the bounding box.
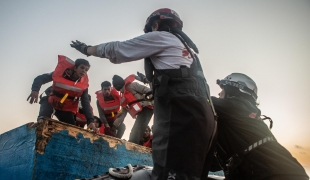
[217,73,258,100]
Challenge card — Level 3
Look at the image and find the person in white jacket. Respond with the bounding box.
[71,8,217,180]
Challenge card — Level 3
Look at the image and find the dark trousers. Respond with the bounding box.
[151,76,216,180]
[128,107,154,144]
[38,96,53,119]
[116,123,126,139]
[107,118,126,139]
[54,109,76,125]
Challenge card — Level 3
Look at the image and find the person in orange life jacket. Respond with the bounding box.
[70,8,217,180]
[96,81,126,138]
[37,86,54,120]
[211,73,309,180]
[112,75,154,145]
[93,116,105,135]
[76,94,93,128]
[27,56,97,131]
[140,126,152,148]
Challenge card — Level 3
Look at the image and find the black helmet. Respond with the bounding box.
[144,8,183,33]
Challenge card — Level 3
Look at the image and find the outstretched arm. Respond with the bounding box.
[27,72,53,104]
[70,32,165,63]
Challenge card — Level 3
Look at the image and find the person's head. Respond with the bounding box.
[144,8,183,33]
[112,75,125,91]
[101,81,112,96]
[93,116,102,128]
[73,59,90,79]
[217,73,258,105]
[143,126,151,139]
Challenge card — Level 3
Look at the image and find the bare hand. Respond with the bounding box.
[27,91,39,104]
[88,122,98,133]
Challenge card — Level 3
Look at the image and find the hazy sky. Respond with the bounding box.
[0,0,309,175]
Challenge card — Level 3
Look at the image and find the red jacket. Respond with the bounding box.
[143,135,153,148]
[96,88,120,121]
[76,105,93,127]
[98,124,105,135]
[120,74,143,119]
[48,55,89,113]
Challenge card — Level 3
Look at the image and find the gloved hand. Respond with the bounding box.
[137,72,150,84]
[70,40,91,56]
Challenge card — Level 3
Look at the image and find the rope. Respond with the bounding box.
[108,164,133,179]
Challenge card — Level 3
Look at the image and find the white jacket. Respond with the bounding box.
[96,31,193,69]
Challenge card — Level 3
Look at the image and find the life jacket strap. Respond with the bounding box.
[104,112,118,117]
[225,136,277,176]
[52,90,75,100]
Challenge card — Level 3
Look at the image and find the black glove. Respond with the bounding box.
[70,40,92,56]
[137,71,149,84]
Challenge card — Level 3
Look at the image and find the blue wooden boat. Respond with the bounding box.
[0,118,224,180]
[0,119,152,180]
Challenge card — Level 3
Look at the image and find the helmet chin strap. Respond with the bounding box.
[158,26,199,54]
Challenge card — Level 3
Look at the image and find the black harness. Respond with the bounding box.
[216,115,275,179]
[144,27,217,119]
[144,27,218,154]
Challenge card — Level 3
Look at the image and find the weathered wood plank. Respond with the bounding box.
[0,119,153,180]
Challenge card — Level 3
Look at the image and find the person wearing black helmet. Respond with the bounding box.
[211,73,309,180]
[70,8,217,180]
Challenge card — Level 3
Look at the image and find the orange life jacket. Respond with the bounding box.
[75,105,93,127]
[143,135,152,148]
[96,88,120,121]
[120,74,143,119]
[48,55,89,113]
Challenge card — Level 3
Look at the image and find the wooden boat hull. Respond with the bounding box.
[0,119,152,180]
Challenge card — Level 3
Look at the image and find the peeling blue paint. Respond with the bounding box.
[33,130,152,180]
[0,124,36,180]
[0,123,153,180]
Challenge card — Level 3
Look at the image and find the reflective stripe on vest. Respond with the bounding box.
[244,136,276,153]
[121,74,143,118]
[49,55,89,113]
[104,105,120,111]
[55,82,83,92]
[120,97,126,104]
[65,57,75,65]
[96,88,120,114]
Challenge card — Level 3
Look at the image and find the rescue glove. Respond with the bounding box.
[137,71,150,84]
[70,40,92,56]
